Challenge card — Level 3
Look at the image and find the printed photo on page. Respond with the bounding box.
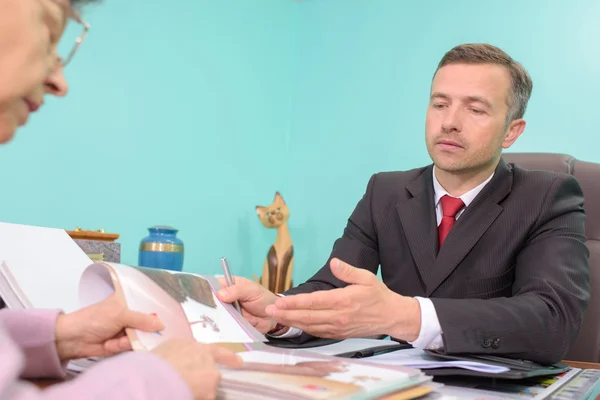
[219,349,429,400]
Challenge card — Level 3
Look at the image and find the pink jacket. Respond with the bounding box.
[0,309,193,400]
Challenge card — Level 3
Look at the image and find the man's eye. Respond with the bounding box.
[432,103,446,109]
[469,108,483,114]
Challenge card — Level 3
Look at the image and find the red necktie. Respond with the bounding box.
[438,195,465,248]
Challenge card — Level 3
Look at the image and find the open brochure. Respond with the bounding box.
[0,222,264,348]
[79,262,266,349]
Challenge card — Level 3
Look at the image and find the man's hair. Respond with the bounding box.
[434,43,533,124]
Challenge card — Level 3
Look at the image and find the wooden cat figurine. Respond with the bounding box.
[255,192,294,293]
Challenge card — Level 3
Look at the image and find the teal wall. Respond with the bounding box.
[0,1,598,284]
[0,1,296,280]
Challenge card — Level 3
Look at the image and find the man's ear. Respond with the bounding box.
[502,118,526,149]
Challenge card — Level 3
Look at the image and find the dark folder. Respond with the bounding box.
[264,336,343,349]
[264,334,398,351]
[422,349,571,379]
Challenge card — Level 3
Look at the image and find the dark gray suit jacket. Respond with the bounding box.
[284,158,590,364]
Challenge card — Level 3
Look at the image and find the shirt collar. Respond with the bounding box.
[432,166,494,207]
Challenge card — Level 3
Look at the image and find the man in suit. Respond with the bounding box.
[217,43,590,365]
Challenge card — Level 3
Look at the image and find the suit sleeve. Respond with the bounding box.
[284,173,381,296]
[431,174,590,365]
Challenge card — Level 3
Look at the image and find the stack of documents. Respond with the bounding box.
[305,339,509,374]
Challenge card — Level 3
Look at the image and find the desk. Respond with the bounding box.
[28,360,600,389]
[565,360,600,370]
[428,360,600,400]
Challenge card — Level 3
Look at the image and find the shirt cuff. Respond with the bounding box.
[267,294,303,339]
[408,297,444,351]
[0,308,67,378]
[268,326,303,338]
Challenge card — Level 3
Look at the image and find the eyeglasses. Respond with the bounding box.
[49,0,90,68]
[59,7,90,67]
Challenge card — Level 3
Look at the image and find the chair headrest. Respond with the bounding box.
[503,152,600,241]
[503,152,575,174]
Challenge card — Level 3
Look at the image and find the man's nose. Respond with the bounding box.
[441,106,462,133]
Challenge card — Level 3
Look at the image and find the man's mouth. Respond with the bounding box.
[437,139,463,150]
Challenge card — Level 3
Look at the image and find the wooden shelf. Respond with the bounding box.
[66,229,119,242]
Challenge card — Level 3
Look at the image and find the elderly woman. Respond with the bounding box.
[0,1,241,399]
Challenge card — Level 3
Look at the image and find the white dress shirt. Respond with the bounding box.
[271,167,495,346]
[409,167,493,349]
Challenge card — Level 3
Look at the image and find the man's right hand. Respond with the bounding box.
[152,339,242,400]
[216,277,280,334]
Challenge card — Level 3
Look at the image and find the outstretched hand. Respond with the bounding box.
[264,258,421,341]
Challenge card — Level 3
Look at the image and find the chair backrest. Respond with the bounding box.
[502,152,600,362]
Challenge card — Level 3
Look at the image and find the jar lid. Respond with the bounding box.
[148,225,178,233]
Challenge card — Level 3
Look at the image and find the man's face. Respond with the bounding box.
[0,0,70,144]
[425,63,525,175]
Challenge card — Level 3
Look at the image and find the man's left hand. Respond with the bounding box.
[265,258,422,341]
[54,294,164,361]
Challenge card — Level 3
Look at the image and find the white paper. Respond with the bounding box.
[364,348,509,373]
[308,339,509,374]
[67,357,102,373]
[184,294,253,343]
[79,262,117,307]
[0,222,92,313]
[0,265,25,308]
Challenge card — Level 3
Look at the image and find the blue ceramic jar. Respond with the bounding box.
[138,226,184,271]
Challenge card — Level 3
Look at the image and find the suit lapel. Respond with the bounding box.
[425,159,513,296]
[396,165,438,285]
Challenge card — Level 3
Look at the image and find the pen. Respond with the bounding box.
[220,257,242,313]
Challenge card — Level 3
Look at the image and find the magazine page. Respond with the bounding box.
[219,346,430,400]
[0,222,93,313]
[0,261,27,309]
[79,262,194,351]
[79,262,265,351]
